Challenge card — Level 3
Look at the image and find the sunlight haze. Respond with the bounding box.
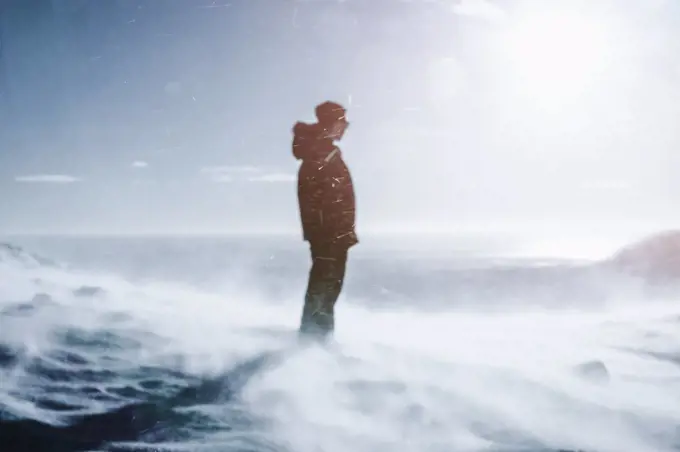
[0,0,678,236]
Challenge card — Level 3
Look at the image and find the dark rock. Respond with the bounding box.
[574,360,610,384]
[73,286,105,298]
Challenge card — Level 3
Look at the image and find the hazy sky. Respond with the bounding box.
[0,0,679,235]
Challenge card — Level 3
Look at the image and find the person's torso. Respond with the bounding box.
[298,150,353,202]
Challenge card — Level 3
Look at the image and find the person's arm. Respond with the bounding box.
[322,163,358,247]
[336,171,358,246]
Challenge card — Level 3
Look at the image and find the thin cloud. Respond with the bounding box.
[201,165,262,183]
[248,173,295,183]
[200,165,294,183]
[451,0,506,22]
[211,175,233,183]
[200,165,261,175]
[132,161,148,168]
[132,179,156,186]
[15,174,81,183]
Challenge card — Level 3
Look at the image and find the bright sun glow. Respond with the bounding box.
[502,10,613,106]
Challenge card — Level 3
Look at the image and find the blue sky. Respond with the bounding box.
[0,0,679,235]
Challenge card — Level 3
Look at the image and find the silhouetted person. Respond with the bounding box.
[293,101,358,340]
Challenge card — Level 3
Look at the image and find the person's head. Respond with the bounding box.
[315,101,349,141]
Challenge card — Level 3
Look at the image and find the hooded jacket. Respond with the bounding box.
[293,121,358,249]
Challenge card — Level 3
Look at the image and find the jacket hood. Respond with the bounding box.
[292,122,337,161]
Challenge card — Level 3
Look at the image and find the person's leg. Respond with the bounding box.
[299,247,321,335]
[299,244,348,338]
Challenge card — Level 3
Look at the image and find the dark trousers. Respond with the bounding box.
[299,244,348,339]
